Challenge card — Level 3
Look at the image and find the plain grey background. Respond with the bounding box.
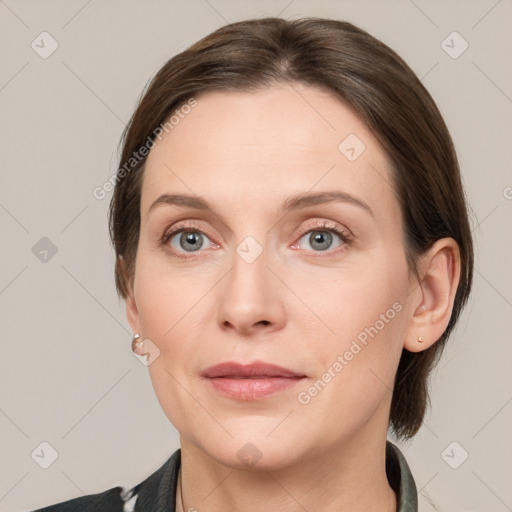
[1,1,511,511]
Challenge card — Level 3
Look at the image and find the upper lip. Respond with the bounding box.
[202,361,306,378]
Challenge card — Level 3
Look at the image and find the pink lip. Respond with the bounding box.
[201,361,305,378]
[201,361,307,401]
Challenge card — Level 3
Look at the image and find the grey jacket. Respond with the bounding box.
[30,441,418,511]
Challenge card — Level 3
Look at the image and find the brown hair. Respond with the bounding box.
[108,17,474,439]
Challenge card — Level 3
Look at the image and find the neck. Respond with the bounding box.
[176,429,397,512]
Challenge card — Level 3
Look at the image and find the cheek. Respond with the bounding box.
[289,252,408,344]
[134,260,206,431]
[132,261,198,409]
[290,250,409,396]
[291,266,407,439]
[133,249,211,338]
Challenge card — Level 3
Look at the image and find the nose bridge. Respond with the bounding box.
[216,232,285,333]
[228,234,272,303]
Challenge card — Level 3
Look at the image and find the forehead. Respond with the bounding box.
[141,83,399,223]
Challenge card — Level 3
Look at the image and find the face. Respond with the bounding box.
[126,83,416,470]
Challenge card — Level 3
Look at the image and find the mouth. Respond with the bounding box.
[201,361,307,400]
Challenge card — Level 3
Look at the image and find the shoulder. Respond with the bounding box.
[28,448,181,512]
[27,486,125,512]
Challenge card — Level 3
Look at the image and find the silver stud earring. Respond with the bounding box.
[132,333,141,352]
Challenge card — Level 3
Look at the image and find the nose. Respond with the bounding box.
[216,244,286,336]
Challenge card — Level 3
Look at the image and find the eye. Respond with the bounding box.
[293,223,352,253]
[162,222,218,255]
[172,230,210,252]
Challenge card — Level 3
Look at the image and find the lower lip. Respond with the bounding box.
[205,376,305,400]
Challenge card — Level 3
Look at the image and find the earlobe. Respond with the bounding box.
[403,238,461,353]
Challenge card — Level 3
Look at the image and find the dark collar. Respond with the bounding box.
[132,446,180,511]
[133,441,418,512]
[386,441,418,511]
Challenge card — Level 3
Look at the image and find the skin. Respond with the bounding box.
[123,82,461,512]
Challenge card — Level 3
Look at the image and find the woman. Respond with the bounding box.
[31,16,473,512]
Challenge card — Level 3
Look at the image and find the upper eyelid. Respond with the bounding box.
[164,219,346,237]
[295,219,350,236]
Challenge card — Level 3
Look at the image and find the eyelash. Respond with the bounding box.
[160,220,353,258]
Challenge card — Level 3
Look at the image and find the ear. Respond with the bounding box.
[403,238,461,353]
[119,254,141,335]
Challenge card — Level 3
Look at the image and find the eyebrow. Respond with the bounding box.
[147,190,374,218]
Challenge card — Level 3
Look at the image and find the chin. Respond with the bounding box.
[199,433,307,472]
